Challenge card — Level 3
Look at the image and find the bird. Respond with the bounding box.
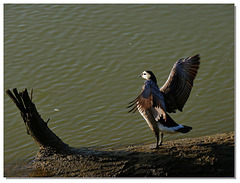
[127,54,200,149]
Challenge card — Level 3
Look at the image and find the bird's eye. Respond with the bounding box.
[143,73,146,75]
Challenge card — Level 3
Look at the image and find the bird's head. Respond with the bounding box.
[139,71,157,84]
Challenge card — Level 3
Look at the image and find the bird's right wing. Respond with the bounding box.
[160,54,200,113]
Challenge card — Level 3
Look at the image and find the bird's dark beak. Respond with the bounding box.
[138,74,142,77]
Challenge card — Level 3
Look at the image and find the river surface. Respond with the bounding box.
[4,4,234,171]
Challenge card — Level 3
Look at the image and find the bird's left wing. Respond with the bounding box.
[128,81,167,121]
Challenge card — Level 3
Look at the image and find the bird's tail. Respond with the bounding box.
[176,125,192,133]
[158,113,192,133]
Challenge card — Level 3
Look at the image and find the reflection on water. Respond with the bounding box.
[4,4,234,167]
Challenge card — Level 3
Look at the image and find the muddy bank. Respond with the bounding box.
[22,131,233,177]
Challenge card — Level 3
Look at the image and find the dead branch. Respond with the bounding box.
[6,88,69,152]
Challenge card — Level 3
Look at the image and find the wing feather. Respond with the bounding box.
[160,54,200,113]
[128,80,167,121]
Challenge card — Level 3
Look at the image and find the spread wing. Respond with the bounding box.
[160,54,200,113]
[128,80,167,121]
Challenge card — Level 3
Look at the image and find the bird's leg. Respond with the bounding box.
[154,132,160,149]
[159,132,163,146]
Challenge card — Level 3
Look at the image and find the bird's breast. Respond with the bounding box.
[137,106,160,132]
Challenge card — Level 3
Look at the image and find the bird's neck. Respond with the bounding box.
[146,79,157,85]
[149,78,157,84]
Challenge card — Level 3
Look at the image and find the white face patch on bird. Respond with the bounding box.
[139,71,151,80]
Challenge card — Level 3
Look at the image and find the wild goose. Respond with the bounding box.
[128,54,200,149]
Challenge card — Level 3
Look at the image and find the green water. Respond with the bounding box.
[4,4,234,170]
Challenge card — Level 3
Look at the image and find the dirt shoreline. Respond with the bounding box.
[5,131,234,177]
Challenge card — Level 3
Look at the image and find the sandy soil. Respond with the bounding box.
[9,131,233,177]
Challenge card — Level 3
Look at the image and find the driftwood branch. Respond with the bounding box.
[6,88,69,152]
